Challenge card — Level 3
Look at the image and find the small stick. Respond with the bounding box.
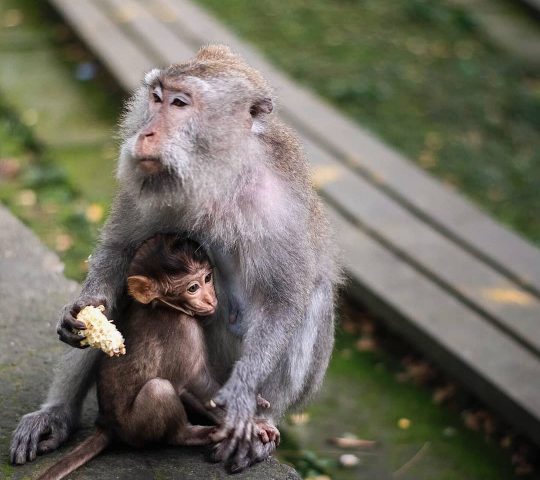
[392,441,430,478]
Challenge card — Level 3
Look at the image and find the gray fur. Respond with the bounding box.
[10,45,341,469]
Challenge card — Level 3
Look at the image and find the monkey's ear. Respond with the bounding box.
[250,97,273,117]
[127,275,159,304]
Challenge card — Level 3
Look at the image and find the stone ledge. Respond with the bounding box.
[0,204,299,479]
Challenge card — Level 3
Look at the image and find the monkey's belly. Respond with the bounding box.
[96,324,205,425]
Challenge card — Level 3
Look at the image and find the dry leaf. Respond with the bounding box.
[0,158,21,180]
[432,384,456,405]
[398,418,411,430]
[329,436,376,449]
[355,336,377,352]
[55,233,73,252]
[463,411,481,432]
[85,203,104,223]
[339,453,360,468]
[16,189,37,207]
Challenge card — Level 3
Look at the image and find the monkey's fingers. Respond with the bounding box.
[209,428,228,443]
[229,436,277,473]
[212,418,248,462]
[256,421,280,446]
[57,326,89,349]
[10,410,65,465]
[251,439,276,463]
[70,297,108,317]
[227,424,253,474]
[10,433,27,465]
[256,425,270,444]
[37,422,67,455]
[38,437,61,455]
[61,310,87,331]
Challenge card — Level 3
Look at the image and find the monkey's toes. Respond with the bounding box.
[255,420,280,446]
[256,394,270,409]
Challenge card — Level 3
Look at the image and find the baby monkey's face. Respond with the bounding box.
[127,262,217,317]
[163,263,217,316]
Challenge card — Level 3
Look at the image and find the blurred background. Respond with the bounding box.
[1,0,540,479]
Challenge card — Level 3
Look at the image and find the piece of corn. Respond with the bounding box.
[76,305,126,356]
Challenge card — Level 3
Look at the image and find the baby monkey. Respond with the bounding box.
[38,235,273,480]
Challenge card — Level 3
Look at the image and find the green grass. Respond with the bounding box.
[195,0,540,246]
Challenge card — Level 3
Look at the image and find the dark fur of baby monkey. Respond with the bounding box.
[37,235,277,480]
[11,44,340,473]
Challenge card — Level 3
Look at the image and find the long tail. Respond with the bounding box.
[38,427,111,480]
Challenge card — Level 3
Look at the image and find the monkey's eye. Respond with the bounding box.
[152,92,162,103]
[205,272,213,284]
[187,283,200,294]
[171,97,188,108]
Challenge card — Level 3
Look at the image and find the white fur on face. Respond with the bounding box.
[144,68,162,87]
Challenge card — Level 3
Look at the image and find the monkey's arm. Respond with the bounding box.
[211,254,306,462]
[11,193,139,465]
[57,191,140,347]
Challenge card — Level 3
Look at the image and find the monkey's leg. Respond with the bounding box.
[122,378,187,445]
[123,378,216,447]
[215,280,335,473]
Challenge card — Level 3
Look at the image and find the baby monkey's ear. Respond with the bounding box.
[127,275,159,304]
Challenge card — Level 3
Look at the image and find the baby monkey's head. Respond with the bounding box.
[127,234,217,317]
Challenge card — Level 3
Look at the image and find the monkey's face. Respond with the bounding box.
[171,266,217,316]
[117,57,274,205]
[127,264,217,317]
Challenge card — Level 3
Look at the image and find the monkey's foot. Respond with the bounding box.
[256,394,270,410]
[255,420,280,445]
[210,433,277,474]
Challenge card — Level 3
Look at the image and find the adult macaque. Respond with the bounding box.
[11,45,339,472]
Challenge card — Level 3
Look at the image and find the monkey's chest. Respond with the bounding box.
[97,317,206,412]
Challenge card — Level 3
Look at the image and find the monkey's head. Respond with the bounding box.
[127,235,217,317]
[117,44,275,203]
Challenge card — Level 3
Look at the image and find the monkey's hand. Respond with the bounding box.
[209,385,277,472]
[10,405,74,464]
[57,295,108,348]
[210,415,278,473]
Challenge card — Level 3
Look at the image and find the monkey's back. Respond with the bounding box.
[96,304,207,433]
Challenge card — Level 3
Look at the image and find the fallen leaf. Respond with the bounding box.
[398,418,411,430]
[289,412,310,426]
[85,203,104,223]
[329,436,376,449]
[3,9,23,28]
[16,189,37,207]
[432,384,456,405]
[355,336,377,352]
[0,158,21,180]
[55,233,73,252]
[339,453,360,468]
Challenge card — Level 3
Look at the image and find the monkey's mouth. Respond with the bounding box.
[137,156,163,175]
[195,307,216,317]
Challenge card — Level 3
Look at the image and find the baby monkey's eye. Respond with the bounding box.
[187,283,200,294]
[205,272,213,284]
